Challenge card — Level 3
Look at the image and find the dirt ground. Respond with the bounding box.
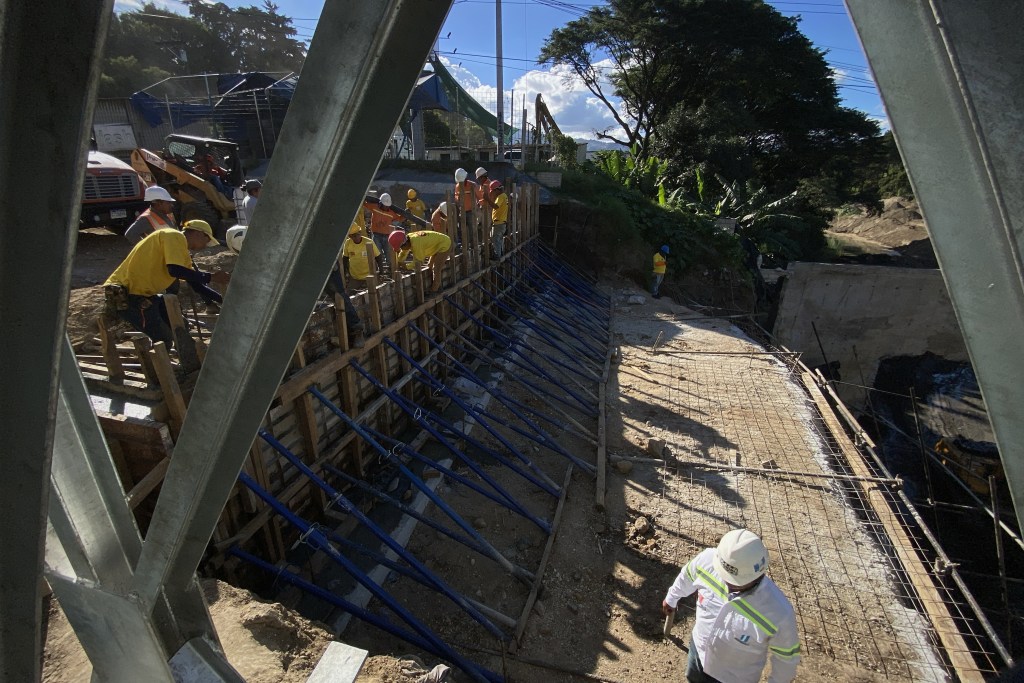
[47,231,968,681]
[827,197,936,266]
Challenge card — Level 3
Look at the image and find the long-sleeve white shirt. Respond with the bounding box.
[665,548,801,683]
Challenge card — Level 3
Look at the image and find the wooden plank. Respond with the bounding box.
[126,457,170,509]
[800,371,984,682]
[163,293,200,373]
[512,464,574,650]
[130,335,160,385]
[82,374,164,401]
[98,413,174,451]
[150,342,187,439]
[97,315,125,384]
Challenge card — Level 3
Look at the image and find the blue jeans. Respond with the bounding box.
[686,637,721,683]
[652,273,665,296]
[372,232,391,269]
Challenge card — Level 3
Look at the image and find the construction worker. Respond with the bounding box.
[652,244,669,298]
[104,220,229,347]
[454,168,477,222]
[405,188,428,222]
[662,529,800,683]
[242,179,262,224]
[342,224,384,283]
[489,180,508,258]
[367,193,404,269]
[388,229,452,292]
[430,202,448,232]
[474,167,494,211]
[124,185,177,245]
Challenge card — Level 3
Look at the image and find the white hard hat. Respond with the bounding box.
[713,529,768,586]
[144,185,175,203]
[438,201,448,217]
[380,193,392,207]
[454,168,468,183]
[475,166,488,178]
[225,225,247,254]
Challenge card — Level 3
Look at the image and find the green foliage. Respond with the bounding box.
[558,166,741,274]
[552,133,581,170]
[540,0,882,209]
[592,145,668,198]
[99,2,306,98]
[877,163,914,199]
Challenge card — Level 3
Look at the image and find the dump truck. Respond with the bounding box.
[81,150,147,232]
[130,134,245,239]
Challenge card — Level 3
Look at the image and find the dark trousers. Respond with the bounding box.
[687,637,722,683]
[324,263,363,335]
[371,232,391,269]
[118,294,173,347]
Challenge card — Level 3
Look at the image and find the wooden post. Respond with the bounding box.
[163,293,200,373]
[97,315,125,384]
[128,334,160,386]
[150,341,187,439]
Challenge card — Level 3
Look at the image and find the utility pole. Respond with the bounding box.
[495,0,504,159]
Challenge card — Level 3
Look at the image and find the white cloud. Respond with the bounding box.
[830,67,848,84]
[437,55,628,141]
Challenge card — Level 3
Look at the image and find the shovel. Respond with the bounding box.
[663,608,675,637]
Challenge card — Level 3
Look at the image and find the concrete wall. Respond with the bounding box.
[772,262,969,406]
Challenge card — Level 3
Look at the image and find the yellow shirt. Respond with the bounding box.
[406,198,427,219]
[492,192,508,224]
[653,252,667,274]
[105,228,192,296]
[342,236,381,280]
[350,205,366,234]
[398,230,452,266]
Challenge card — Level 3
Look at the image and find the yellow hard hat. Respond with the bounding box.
[407,188,417,199]
[182,219,219,247]
[348,223,362,236]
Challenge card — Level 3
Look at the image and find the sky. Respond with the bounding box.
[113,0,887,141]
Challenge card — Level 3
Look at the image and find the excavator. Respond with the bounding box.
[130,134,245,238]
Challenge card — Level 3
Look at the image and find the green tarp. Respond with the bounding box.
[429,56,516,144]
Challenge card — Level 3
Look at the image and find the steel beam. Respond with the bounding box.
[0,1,112,680]
[133,0,454,607]
[47,339,226,676]
[845,0,1024,530]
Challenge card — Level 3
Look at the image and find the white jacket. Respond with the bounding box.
[665,548,800,683]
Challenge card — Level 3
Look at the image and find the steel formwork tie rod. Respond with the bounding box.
[236,472,500,683]
[338,420,552,534]
[405,324,598,475]
[349,360,561,498]
[307,388,536,585]
[257,430,515,634]
[426,311,598,420]
[377,339,564,493]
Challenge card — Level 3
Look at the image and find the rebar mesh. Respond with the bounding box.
[614,312,1000,680]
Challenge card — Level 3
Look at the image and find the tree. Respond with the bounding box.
[539,0,880,204]
[98,2,306,98]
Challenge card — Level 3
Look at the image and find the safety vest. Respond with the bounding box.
[665,548,801,683]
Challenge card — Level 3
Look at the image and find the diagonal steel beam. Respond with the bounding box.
[845,0,1024,531]
[133,0,454,607]
[47,339,226,677]
[0,1,112,680]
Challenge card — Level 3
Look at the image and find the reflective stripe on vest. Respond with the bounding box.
[695,567,778,636]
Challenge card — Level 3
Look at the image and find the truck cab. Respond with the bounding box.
[81,150,147,232]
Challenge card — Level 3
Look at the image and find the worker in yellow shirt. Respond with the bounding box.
[104,221,229,347]
[405,188,428,224]
[342,224,384,283]
[652,244,669,298]
[388,229,452,292]
[488,180,509,258]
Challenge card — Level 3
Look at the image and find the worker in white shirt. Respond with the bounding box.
[662,529,800,683]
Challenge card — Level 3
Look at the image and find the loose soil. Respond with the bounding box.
[827,197,936,267]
